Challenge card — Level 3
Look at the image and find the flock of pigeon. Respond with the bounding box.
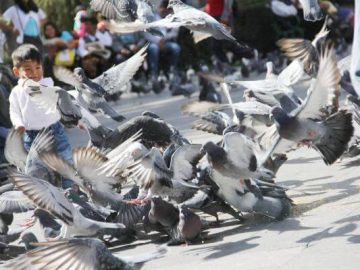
[1,0,360,269]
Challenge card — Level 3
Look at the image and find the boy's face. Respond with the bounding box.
[13,60,43,82]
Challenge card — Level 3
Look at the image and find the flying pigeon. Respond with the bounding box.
[9,171,127,238]
[107,0,245,47]
[263,47,354,165]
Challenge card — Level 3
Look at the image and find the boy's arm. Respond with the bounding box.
[9,91,25,132]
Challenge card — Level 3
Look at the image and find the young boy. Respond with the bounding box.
[9,44,73,188]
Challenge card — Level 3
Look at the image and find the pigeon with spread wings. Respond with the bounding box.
[262,47,353,165]
[108,0,245,47]
[9,172,127,238]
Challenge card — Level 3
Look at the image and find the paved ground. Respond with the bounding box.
[11,76,360,269]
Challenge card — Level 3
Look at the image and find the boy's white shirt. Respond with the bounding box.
[9,77,61,130]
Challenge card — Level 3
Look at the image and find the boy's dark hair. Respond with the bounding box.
[12,44,42,68]
[14,0,39,13]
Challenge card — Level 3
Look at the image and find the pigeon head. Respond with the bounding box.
[271,107,291,126]
[74,67,86,81]
[20,232,38,251]
[179,205,192,220]
[235,110,245,122]
[201,141,227,162]
[142,111,161,119]
[150,197,179,226]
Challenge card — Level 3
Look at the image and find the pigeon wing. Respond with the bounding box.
[93,44,148,94]
[4,128,27,171]
[0,191,34,214]
[295,47,340,120]
[53,66,82,88]
[9,172,75,225]
[170,144,202,181]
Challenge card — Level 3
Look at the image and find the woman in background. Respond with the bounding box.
[43,21,78,68]
[2,0,46,53]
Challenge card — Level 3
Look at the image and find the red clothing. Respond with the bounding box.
[204,0,224,17]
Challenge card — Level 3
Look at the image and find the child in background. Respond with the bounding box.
[9,44,73,188]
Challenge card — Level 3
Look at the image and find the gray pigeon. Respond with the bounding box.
[172,205,202,245]
[54,45,148,122]
[91,0,163,37]
[200,133,291,220]
[108,0,245,47]
[102,114,187,149]
[123,144,202,203]
[59,68,126,122]
[90,0,156,24]
[145,197,202,245]
[3,237,167,270]
[9,171,127,238]
[268,48,354,165]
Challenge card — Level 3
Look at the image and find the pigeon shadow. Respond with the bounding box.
[279,175,333,190]
[184,236,260,260]
[285,156,321,165]
[341,158,360,168]
[296,223,358,245]
[334,215,360,224]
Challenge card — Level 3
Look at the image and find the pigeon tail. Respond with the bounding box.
[315,110,354,165]
[252,196,291,220]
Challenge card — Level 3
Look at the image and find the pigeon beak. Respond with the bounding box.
[269,112,274,122]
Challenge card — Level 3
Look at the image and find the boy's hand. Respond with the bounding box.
[16,126,25,133]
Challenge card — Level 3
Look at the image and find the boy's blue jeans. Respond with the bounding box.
[24,121,74,189]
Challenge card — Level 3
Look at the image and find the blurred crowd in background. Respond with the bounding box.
[0,0,355,79]
[0,0,356,163]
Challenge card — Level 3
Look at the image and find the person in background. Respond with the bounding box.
[144,0,181,90]
[112,32,146,63]
[9,44,73,188]
[42,21,78,68]
[73,5,87,39]
[0,16,10,63]
[203,0,252,77]
[96,19,114,64]
[2,0,46,54]
[77,14,111,77]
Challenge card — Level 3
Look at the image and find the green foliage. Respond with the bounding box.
[35,0,89,31]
